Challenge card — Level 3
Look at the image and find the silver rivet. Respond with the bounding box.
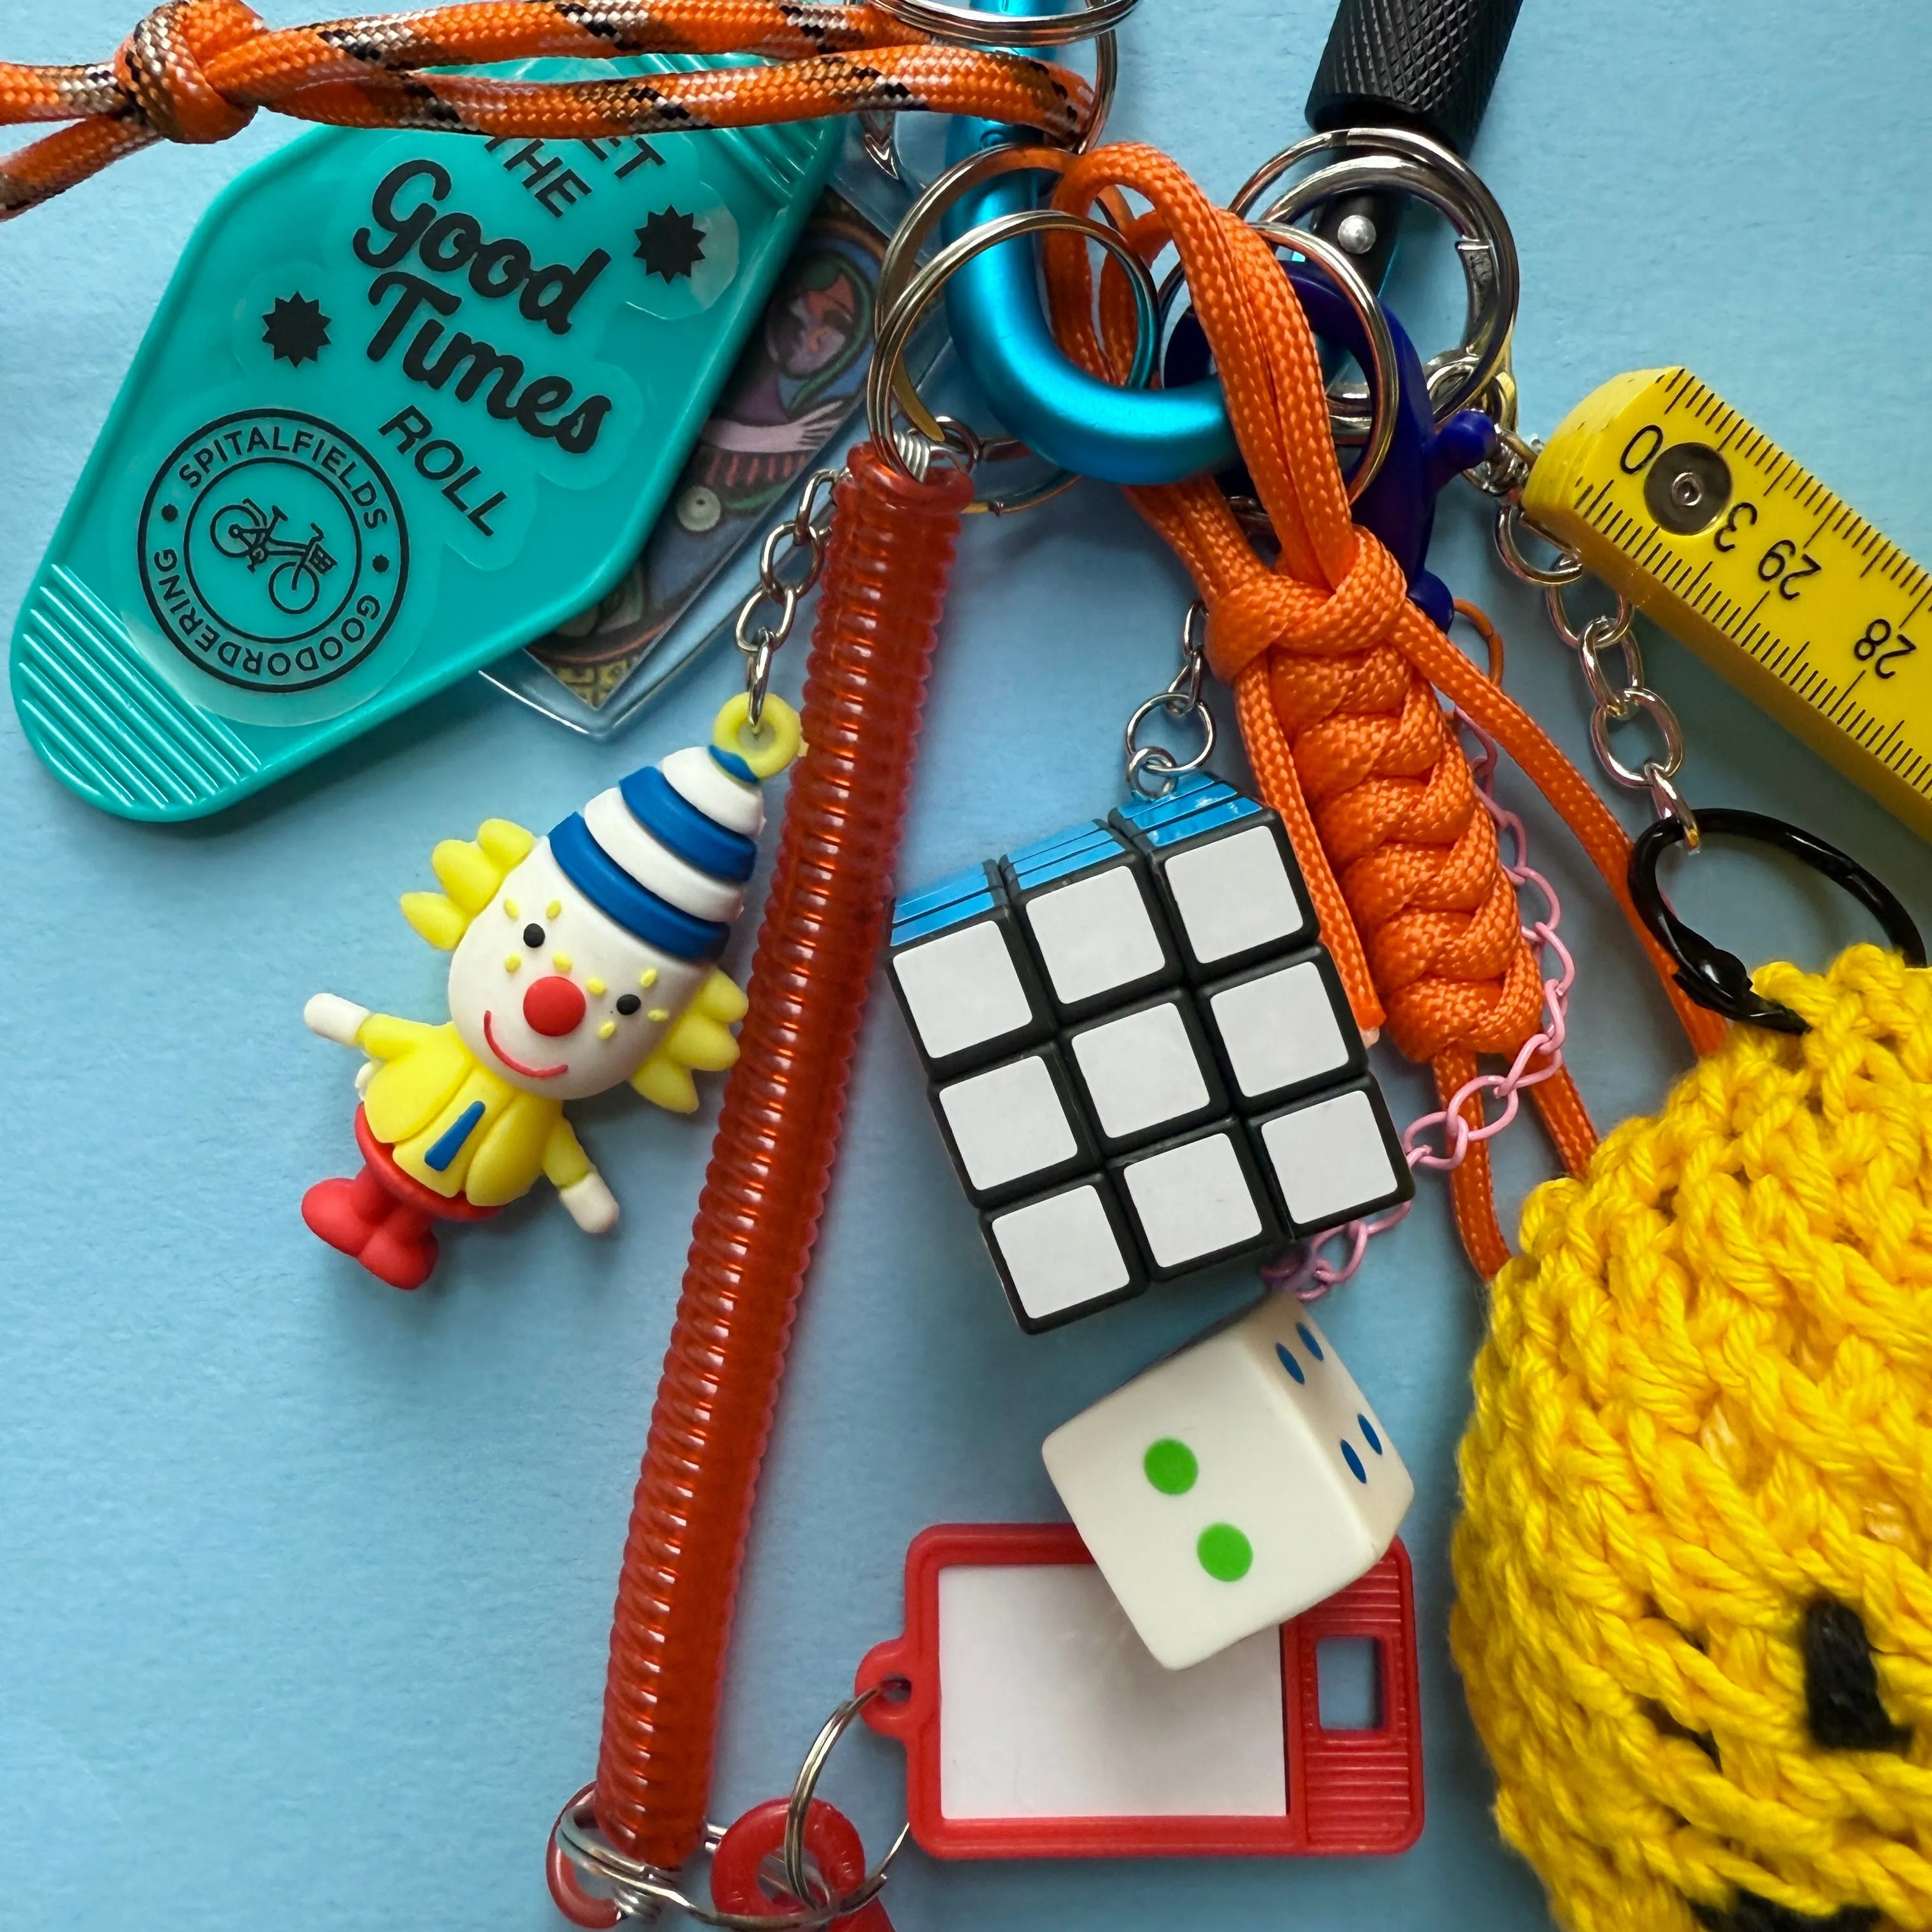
[1335,213,1378,256]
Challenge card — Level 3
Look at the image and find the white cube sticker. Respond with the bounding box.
[989,1185,1133,1322]
[894,921,1034,1061]
[940,1057,1076,1193]
[1209,961,1351,1098]
[1165,826,1308,965]
[1071,1002,1210,1139]
[1259,1090,1397,1226]
[1025,868,1165,1005]
[1121,1132,1261,1269]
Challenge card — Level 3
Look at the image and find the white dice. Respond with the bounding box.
[1042,1300,1412,1669]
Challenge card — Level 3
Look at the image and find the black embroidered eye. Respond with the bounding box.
[616,993,642,1016]
[1803,1600,1908,1752]
[523,923,546,948]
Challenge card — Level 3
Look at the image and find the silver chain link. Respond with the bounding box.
[728,416,987,727]
[734,467,843,729]
[1483,430,1701,849]
[1124,600,1216,795]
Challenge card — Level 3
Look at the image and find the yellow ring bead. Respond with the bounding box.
[712,693,803,779]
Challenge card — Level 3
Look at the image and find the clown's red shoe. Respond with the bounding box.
[302,1108,498,1290]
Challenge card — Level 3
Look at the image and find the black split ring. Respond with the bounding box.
[1628,808,1926,1035]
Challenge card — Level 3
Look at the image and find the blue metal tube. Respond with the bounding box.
[942,120,1238,484]
[937,0,1238,486]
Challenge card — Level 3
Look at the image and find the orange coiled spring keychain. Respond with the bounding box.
[599,442,969,1866]
[550,439,970,1923]
[1039,141,1728,1274]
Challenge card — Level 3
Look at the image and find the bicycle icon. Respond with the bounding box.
[209,498,339,617]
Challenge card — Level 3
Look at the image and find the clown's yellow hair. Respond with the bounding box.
[400,819,535,950]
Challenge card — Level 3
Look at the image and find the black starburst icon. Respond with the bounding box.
[263,293,332,367]
[634,208,706,284]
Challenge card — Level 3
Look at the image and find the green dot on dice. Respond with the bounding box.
[1142,1438,1198,1494]
[1197,1522,1254,1582]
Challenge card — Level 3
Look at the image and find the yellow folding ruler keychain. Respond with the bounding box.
[1494,365,1932,843]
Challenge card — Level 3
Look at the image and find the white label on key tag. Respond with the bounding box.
[935,1563,1287,1820]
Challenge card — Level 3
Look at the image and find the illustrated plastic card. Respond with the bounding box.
[855,1524,1422,1859]
[496,183,945,735]
[10,61,839,820]
[885,774,1411,1331]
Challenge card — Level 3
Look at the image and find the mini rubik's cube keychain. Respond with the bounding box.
[888,605,1414,1334]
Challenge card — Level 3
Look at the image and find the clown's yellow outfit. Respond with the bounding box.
[356,1015,591,1204]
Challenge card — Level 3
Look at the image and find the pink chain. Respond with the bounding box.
[1262,707,1575,1301]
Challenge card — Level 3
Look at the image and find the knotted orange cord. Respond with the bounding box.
[0,1,1088,217]
[1041,144,1726,1274]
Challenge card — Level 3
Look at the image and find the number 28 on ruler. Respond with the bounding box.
[1524,367,1932,839]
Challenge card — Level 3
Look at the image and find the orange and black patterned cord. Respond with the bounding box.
[0,0,1091,217]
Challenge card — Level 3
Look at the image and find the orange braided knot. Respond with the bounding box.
[1040,144,1727,1271]
[0,0,1088,217]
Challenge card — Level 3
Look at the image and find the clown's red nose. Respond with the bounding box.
[523,975,586,1037]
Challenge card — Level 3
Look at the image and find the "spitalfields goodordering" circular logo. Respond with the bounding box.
[139,409,410,693]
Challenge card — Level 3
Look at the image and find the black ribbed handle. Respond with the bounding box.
[1305,0,1525,154]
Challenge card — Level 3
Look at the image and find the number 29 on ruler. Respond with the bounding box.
[1524,367,1932,841]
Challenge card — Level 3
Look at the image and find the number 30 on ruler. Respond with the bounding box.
[1525,367,1932,841]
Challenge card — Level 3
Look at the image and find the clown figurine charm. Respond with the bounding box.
[302,696,801,1289]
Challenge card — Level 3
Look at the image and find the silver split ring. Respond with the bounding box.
[1230,126,1519,427]
[868,203,1160,508]
[1152,216,1400,502]
[870,0,1138,48]
[781,1686,908,1908]
[1496,498,1585,586]
[549,1786,900,1932]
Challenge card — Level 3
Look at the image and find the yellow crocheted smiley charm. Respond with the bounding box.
[1453,945,1932,1932]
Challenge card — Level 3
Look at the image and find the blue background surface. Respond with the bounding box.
[5,4,1932,1928]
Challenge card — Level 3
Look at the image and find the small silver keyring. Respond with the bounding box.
[859,30,1117,184]
[549,1783,904,1931]
[781,1685,908,1906]
[1124,692,1217,795]
[868,0,1138,49]
[1152,215,1399,504]
[1496,498,1586,586]
[1247,220,1400,503]
[868,206,1160,503]
[877,141,1134,429]
[1591,686,1686,790]
[1230,126,1519,427]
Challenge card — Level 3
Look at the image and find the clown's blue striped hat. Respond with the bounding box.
[549,744,765,962]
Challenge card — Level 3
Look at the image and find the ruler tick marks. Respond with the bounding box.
[1527,368,1932,839]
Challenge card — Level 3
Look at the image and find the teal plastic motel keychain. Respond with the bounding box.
[10,58,839,821]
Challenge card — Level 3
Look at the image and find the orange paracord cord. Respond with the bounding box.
[0,0,1089,217]
[1041,144,1727,1275]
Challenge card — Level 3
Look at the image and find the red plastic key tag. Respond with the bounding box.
[711,1798,894,1931]
[857,1524,1424,1859]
